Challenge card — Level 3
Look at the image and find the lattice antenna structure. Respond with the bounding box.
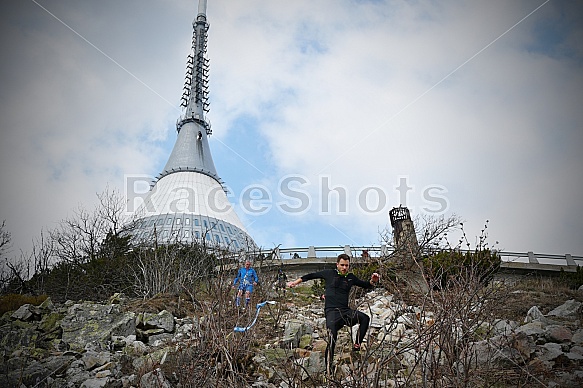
[179,0,211,135]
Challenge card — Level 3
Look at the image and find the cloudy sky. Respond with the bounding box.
[1,0,582,259]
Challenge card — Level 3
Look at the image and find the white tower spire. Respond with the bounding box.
[181,0,210,133]
[132,0,257,252]
[163,0,216,182]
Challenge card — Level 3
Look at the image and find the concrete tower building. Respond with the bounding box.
[132,0,257,251]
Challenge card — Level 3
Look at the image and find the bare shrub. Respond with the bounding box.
[158,272,264,387]
[380,214,463,257]
[360,221,544,387]
[129,240,225,299]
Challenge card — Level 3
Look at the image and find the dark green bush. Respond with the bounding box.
[422,249,501,289]
[352,263,380,282]
[21,236,219,303]
[560,266,583,289]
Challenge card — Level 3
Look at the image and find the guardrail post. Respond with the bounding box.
[528,251,539,264]
[381,244,388,257]
[344,245,351,256]
[566,254,576,267]
[308,246,316,258]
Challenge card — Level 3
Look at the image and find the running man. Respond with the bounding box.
[275,268,288,295]
[233,260,259,308]
[287,253,380,374]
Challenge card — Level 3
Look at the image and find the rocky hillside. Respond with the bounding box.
[1,283,582,387]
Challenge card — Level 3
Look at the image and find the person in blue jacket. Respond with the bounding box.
[287,253,380,374]
[233,260,259,308]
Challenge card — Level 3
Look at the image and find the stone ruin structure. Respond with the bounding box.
[388,206,426,293]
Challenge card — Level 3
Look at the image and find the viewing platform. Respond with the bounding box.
[243,246,582,276]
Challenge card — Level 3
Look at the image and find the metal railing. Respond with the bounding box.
[256,245,582,269]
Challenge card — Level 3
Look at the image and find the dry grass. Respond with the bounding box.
[495,276,583,322]
[0,294,48,316]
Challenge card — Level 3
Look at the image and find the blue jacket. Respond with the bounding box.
[234,267,259,287]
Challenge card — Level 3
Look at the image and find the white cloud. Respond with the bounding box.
[1,0,581,258]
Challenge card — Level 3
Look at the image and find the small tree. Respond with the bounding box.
[23,188,137,301]
[0,220,10,256]
[0,221,31,295]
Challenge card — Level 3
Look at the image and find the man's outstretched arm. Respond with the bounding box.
[287,278,302,288]
[287,271,327,288]
[353,272,381,288]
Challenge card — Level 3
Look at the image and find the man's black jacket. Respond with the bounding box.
[301,269,372,312]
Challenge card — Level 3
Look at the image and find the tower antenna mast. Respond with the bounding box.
[180,0,211,135]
